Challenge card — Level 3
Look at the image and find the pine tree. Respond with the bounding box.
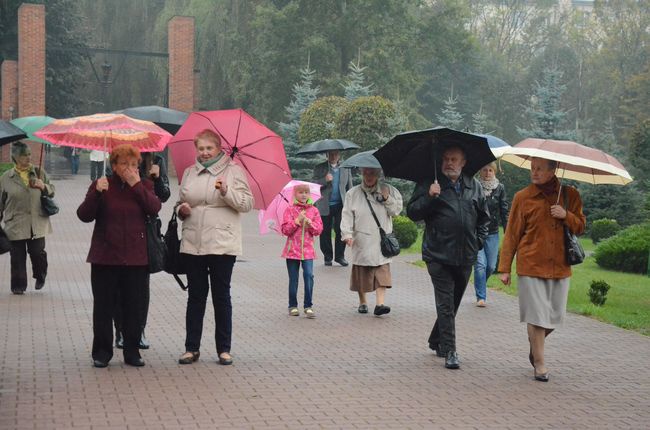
[517,67,577,140]
[436,88,464,130]
[471,105,489,134]
[277,64,320,179]
[342,60,373,101]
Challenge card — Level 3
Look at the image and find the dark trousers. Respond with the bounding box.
[90,161,103,181]
[184,254,236,354]
[319,203,345,262]
[426,261,472,353]
[114,276,150,337]
[9,238,47,292]
[71,155,80,174]
[91,264,147,362]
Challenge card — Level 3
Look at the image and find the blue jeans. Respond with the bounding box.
[473,233,500,301]
[286,259,314,308]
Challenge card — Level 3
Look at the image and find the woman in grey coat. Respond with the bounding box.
[0,142,55,294]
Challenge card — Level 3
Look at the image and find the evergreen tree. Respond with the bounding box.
[436,88,464,130]
[342,60,373,101]
[517,67,577,140]
[277,65,320,179]
[471,104,488,134]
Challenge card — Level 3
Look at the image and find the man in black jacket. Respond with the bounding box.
[406,146,490,369]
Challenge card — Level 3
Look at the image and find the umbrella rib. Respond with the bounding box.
[236,151,291,172]
[236,155,268,209]
[236,135,278,150]
[192,111,232,148]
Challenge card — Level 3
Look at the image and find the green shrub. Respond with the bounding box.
[0,162,13,176]
[392,215,418,248]
[594,223,650,273]
[333,96,397,150]
[590,218,621,244]
[588,280,611,306]
[297,96,349,145]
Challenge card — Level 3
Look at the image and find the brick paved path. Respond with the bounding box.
[1,175,649,429]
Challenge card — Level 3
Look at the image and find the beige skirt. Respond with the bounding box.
[349,264,392,293]
[518,276,570,329]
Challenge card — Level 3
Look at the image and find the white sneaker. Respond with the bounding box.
[304,308,316,319]
[289,307,299,316]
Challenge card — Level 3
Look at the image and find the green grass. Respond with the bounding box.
[0,162,12,176]
[403,228,650,336]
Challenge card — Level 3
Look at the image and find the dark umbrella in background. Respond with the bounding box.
[112,105,189,135]
[340,150,382,169]
[0,120,27,146]
[374,127,496,183]
[295,138,359,155]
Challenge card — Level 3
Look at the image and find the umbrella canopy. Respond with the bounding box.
[258,180,321,235]
[296,138,359,155]
[11,116,56,145]
[374,127,496,182]
[474,133,511,158]
[501,138,633,185]
[0,120,27,146]
[340,150,382,169]
[34,113,172,153]
[112,105,189,135]
[168,109,292,210]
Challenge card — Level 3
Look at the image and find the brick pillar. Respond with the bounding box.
[1,61,19,162]
[18,3,46,162]
[168,16,195,113]
[193,69,201,111]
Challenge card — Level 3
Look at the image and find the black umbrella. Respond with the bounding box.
[112,105,189,135]
[295,138,359,155]
[0,120,27,146]
[340,150,382,169]
[374,127,496,182]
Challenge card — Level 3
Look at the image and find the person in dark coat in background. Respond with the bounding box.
[406,146,490,369]
[77,144,161,368]
[114,151,170,350]
[312,150,354,266]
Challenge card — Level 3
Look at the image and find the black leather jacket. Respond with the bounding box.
[484,182,509,235]
[406,173,490,266]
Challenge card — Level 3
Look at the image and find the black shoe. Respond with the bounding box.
[534,369,549,382]
[334,258,349,267]
[124,356,145,367]
[35,279,45,290]
[11,290,25,295]
[373,304,391,316]
[178,351,200,364]
[358,304,368,314]
[445,351,460,369]
[218,353,233,366]
[115,332,124,349]
[139,330,150,349]
[93,359,108,368]
[324,260,333,266]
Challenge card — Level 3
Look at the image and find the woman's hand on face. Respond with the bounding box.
[96,177,109,193]
[178,202,191,218]
[148,164,160,178]
[122,166,140,187]
[344,238,354,247]
[550,205,567,219]
[499,273,511,286]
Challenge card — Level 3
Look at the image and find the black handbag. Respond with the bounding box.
[145,215,167,274]
[364,192,400,258]
[563,189,585,266]
[34,168,58,216]
[0,226,10,255]
[163,211,187,290]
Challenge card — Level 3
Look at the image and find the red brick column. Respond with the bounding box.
[168,16,195,113]
[1,61,19,162]
[18,3,46,162]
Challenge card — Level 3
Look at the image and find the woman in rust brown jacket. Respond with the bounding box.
[498,157,585,382]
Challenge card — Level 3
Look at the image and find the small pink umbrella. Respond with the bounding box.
[168,109,292,210]
[258,180,321,235]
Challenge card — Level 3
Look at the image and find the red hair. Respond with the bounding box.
[110,144,141,166]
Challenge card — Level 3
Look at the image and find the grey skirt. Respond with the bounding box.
[518,276,570,329]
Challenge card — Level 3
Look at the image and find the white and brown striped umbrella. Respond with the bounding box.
[501,138,633,185]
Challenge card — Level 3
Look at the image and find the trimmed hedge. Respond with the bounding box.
[297,96,349,145]
[393,215,418,248]
[590,218,620,244]
[333,96,396,150]
[593,223,650,274]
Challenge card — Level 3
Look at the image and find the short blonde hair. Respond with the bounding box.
[193,129,222,147]
[293,184,311,195]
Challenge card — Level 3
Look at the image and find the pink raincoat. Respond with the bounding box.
[281,201,323,260]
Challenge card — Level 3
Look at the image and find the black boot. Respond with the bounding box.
[138,328,150,349]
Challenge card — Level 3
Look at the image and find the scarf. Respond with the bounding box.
[199,151,225,169]
[14,164,34,187]
[479,177,500,197]
[535,175,560,197]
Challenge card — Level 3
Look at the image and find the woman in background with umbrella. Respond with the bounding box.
[0,141,55,294]
[177,129,254,366]
[498,157,586,382]
[340,153,403,316]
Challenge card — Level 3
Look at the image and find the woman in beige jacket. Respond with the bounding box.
[0,142,55,294]
[341,167,402,316]
[177,129,254,366]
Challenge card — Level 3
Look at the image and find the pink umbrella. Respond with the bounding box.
[168,109,292,210]
[258,180,321,235]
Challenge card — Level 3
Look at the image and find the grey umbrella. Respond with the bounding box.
[0,120,27,147]
[340,150,382,169]
[112,105,189,135]
[295,138,359,155]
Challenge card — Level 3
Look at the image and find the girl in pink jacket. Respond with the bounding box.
[281,184,323,318]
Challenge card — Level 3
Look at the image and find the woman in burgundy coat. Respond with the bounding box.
[77,144,161,368]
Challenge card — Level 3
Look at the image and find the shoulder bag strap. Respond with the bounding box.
[363,191,385,233]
